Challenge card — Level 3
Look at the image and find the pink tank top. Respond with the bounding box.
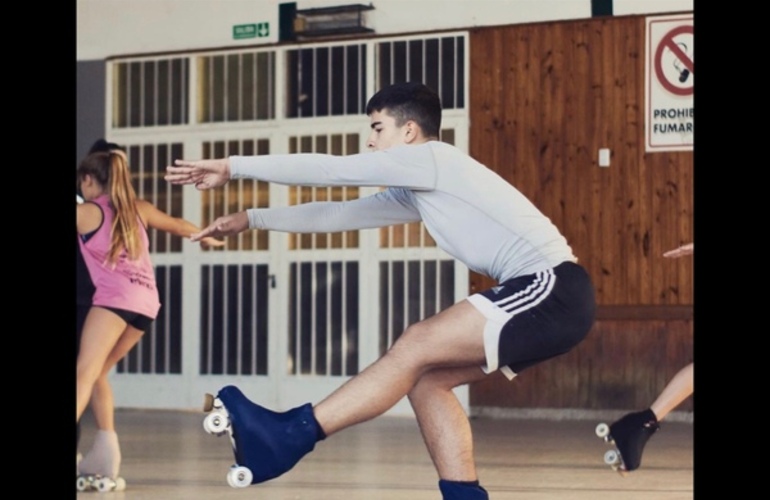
[78,194,161,319]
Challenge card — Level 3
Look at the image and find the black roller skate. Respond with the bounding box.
[595,409,660,475]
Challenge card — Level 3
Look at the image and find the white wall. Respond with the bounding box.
[76,0,693,60]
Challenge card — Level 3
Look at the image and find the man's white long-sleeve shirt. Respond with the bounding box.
[230,141,575,283]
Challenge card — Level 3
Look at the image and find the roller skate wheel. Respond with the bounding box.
[604,449,620,466]
[114,477,127,491]
[96,477,112,492]
[203,410,229,435]
[595,423,610,438]
[76,476,90,492]
[227,465,253,488]
[203,393,215,412]
[96,476,127,492]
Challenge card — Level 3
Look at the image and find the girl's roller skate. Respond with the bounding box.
[595,409,660,475]
[202,385,323,488]
[76,430,127,492]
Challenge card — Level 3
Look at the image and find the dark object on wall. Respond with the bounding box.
[279,2,298,41]
[592,0,613,17]
[290,3,375,40]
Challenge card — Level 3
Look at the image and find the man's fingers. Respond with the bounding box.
[165,165,209,186]
[165,166,192,182]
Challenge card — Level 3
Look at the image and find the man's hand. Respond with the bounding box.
[190,211,250,241]
[663,242,694,258]
[165,158,231,190]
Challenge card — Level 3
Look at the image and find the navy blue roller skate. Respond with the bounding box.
[202,385,322,488]
[439,479,489,499]
[595,409,660,475]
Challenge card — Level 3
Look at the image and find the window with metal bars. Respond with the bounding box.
[199,264,270,375]
[117,265,184,374]
[124,142,186,253]
[289,261,359,376]
[111,58,190,128]
[200,139,271,252]
[197,51,276,123]
[285,43,367,118]
[376,35,465,109]
[287,133,361,250]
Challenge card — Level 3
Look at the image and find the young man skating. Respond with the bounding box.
[166,82,596,499]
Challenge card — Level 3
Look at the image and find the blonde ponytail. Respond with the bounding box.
[77,149,143,265]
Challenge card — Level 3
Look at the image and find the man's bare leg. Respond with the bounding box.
[313,300,487,436]
[203,300,488,487]
[408,366,489,480]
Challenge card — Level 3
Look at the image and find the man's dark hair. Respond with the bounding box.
[365,82,442,138]
[88,138,124,154]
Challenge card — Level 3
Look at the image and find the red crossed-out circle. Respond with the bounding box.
[654,25,694,96]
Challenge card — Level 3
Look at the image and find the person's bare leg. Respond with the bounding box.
[313,300,487,436]
[89,327,144,431]
[90,376,116,432]
[408,366,488,480]
[81,326,144,479]
[650,363,694,421]
[77,308,127,422]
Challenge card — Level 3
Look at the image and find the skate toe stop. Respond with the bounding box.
[203,393,215,412]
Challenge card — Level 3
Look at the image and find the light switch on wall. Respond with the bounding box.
[598,148,610,167]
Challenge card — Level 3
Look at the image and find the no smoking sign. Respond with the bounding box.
[645,15,694,152]
[654,25,694,96]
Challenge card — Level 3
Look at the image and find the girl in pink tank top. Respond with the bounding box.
[76,147,223,488]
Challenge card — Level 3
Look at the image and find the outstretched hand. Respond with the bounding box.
[190,211,250,242]
[663,242,693,258]
[198,236,226,249]
[165,158,231,190]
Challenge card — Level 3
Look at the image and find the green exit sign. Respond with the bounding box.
[233,23,269,40]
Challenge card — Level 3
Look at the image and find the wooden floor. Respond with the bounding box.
[76,407,693,499]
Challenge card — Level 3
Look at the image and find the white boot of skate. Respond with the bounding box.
[76,430,126,491]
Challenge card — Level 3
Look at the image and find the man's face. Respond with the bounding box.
[367,109,409,151]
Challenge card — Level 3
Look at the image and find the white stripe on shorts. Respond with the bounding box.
[467,270,556,380]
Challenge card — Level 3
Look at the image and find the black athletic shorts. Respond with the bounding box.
[467,261,596,379]
[100,306,155,332]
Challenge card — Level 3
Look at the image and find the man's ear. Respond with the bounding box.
[403,120,421,143]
